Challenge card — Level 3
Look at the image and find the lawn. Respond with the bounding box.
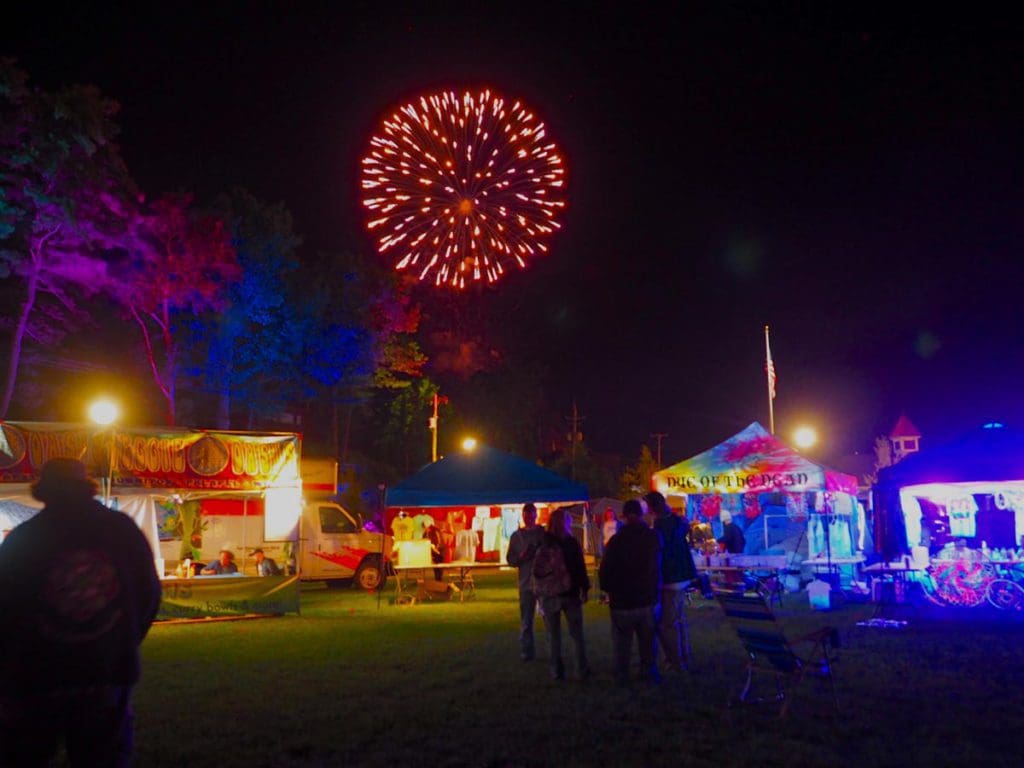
[121,571,1023,768]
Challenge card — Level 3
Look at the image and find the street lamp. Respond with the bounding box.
[88,398,119,426]
[461,436,478,452]
[88,398,119,504]
[793,425,818,450]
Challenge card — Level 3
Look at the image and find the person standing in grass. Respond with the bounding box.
[535,507,591,681]
[505,502,546,661]
[0,458,161,768]
[599,498,663,685]
[645,490,696,673]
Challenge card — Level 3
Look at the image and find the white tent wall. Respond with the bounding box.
[0,491,161,574]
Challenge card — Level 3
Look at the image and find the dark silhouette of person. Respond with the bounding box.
[505,502,545,661]
[0,458,161,767]
[599,498,662,685]
[424,517,444,581]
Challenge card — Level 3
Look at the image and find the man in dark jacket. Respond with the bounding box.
[599,498,663,685]
[646,491,697,672]
[0,458,162,767]
[505,503,546,661]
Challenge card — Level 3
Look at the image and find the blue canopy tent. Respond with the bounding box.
[386,446,587,507]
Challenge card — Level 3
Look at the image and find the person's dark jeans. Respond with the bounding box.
[518,587,538,659]
[0,684,134,768]
[610,605,659,684]
[539,595,589,678]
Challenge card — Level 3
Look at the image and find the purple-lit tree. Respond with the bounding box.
[0,61,136,417]
[118,194,239,425]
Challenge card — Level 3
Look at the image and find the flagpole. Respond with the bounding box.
[765,325,775,435]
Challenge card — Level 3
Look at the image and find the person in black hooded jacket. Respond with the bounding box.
[0,458,161,767]
[599,498,663,685]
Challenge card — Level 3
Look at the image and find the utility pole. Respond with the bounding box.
[650,432,668,467]
[565,401,585,481]
[428,393,448,462]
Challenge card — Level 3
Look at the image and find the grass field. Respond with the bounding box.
[120,571,1024,768]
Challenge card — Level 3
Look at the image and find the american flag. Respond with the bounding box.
[765,329,777,400]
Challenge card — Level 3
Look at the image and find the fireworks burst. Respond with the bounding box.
[361,89,566,288]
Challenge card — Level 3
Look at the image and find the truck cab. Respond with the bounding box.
[299,459,391,590]
[300,499,391,590]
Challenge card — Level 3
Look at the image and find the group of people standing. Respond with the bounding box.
[506,491,702,685]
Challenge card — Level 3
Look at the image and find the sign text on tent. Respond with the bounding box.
[666,472,811,492]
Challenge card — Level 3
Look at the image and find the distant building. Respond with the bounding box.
[889,413,922,462]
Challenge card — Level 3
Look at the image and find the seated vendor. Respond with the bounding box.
[201,548,239,575]
[253,548,281,576]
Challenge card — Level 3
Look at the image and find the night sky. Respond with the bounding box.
[4,4,1022,465]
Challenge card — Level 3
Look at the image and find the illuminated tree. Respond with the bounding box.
[0,61,135,417]
[620,444,659,499]
[194,188,302,428]
[299,250,426,459]
[119,193,239,425]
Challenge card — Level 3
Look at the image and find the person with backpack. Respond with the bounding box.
[505,503,546,661]
[645,490,697,673]
[533,507,590,681]
[599,498,663,685]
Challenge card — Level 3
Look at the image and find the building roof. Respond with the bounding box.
[877,423,1024,488]
[889,413,921,439]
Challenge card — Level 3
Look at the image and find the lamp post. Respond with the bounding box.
[88,398,119,505]
[429,393,449,462]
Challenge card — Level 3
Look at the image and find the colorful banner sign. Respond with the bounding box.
[0,422,300,491]
[158,575,300,620]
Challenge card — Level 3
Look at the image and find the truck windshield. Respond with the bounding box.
[319,506,357,534]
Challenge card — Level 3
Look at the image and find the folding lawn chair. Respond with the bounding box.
[716,591,840,718]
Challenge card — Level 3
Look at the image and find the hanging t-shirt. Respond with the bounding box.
[392,515,415,541]
[446,509,468,535]
[412,514,435,539]
[455,529,478,562]
[482,517,502,552]
[501,507,521,538]
[948,494,978,538]
[471,508,489,532]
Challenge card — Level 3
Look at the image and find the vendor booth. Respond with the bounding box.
[874,422,1024,611]
[651,422,864,587]
[385,445,588,567]
[0,421,301,620]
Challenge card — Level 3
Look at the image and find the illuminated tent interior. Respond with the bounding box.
[875,423,1024,557]
[384,445,588,563]
[873,423,1024,611]
[0,421,302,577]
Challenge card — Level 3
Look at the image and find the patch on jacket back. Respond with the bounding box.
[40,549,123,642]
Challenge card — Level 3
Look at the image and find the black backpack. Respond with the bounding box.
[531,539,572,597]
